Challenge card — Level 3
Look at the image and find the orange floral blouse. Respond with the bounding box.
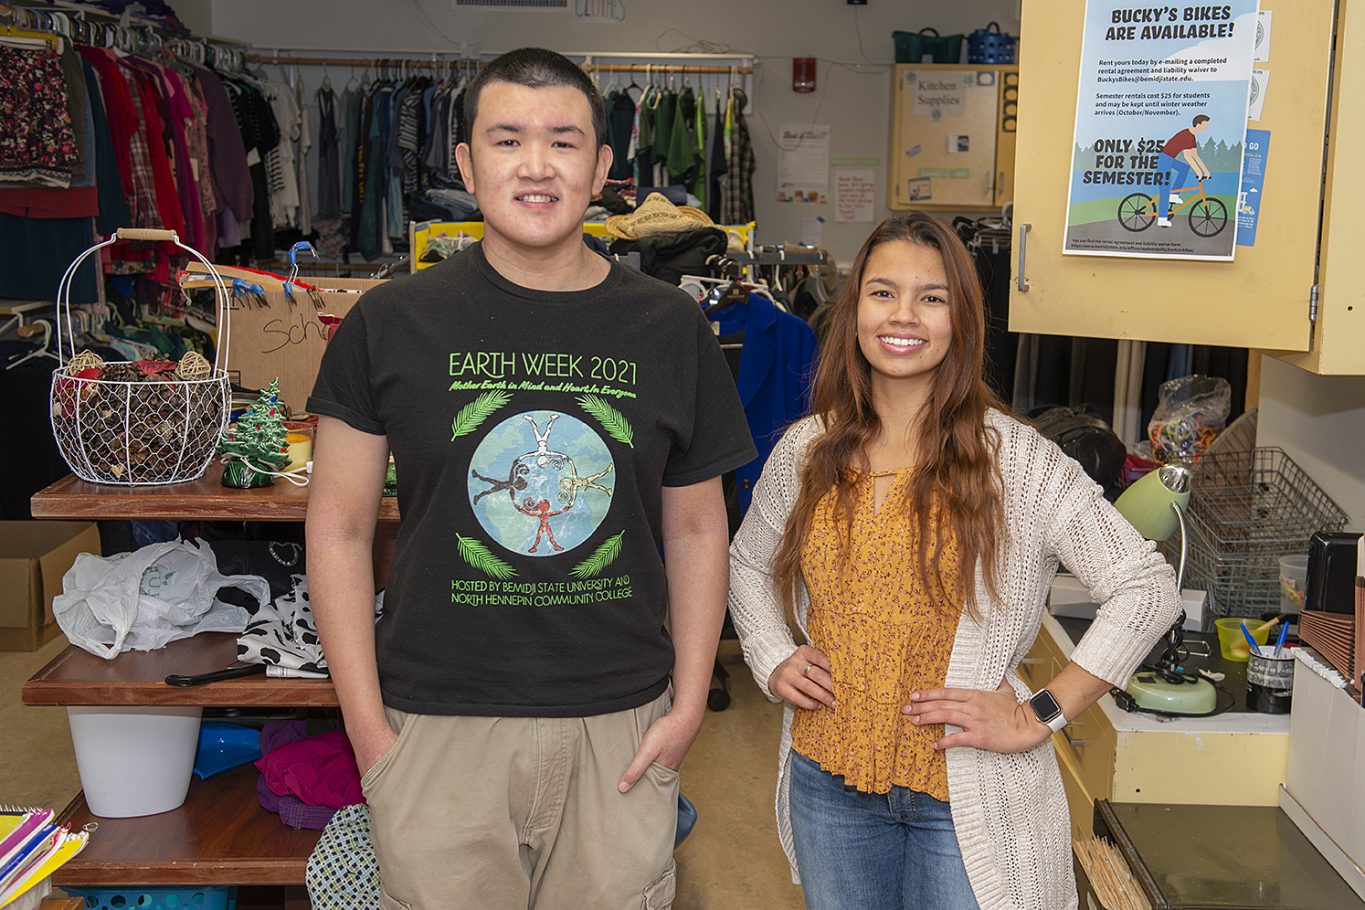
[789,469,963,799]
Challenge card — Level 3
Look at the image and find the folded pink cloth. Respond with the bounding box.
[255,729,364,809]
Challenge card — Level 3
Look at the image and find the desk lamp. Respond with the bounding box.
[1113,464,1217,714]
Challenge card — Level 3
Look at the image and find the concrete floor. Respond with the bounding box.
[0,637,805,909]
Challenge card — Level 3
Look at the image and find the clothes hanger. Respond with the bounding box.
[0,24,60,50]
[6,319,60,370]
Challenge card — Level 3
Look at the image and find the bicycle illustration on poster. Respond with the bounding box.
[1063,0,1259,261]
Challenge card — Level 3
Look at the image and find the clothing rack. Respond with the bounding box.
[1,2,249,56]
[252,48,757,110]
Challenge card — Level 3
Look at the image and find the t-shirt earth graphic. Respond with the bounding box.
[468,410,615,556]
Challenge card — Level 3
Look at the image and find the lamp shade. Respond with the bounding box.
[1114,465,1192,541]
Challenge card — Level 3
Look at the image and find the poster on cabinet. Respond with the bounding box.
[1063,0,1259,261]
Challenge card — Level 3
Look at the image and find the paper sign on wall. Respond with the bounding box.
[1063,0,1259,262]
[1248,69,1270,121]
[778,124,830,203]
[910,71,967,120]
[1236,129,1270,247]
[835,169,875,222]
[1254,10,1272,62]
[573,0,626,22]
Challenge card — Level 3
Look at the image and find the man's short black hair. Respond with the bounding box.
[1193,114,1211,127]
[462,47,607,148]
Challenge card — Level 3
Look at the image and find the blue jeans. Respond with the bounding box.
[790,751,980,910]
[1158,153,1191,220]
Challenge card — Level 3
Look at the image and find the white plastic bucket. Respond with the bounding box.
[67,706,203,817]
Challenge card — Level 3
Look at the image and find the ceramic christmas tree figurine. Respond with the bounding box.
[219,379,290,488]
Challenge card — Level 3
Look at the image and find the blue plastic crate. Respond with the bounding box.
[65,886,237,910]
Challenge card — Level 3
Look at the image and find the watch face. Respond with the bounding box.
[1030,690,1062,722]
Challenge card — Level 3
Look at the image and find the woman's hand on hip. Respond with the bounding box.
[769,645,835,711]
[903,679,1051,753]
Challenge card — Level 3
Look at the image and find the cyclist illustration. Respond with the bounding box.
[1157,115,1211,227]
[1115,113,1227,238]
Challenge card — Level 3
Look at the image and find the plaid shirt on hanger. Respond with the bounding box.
[720,88,754,225]
[120,69,160,228]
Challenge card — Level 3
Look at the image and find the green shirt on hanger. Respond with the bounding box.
[666,87,698,185]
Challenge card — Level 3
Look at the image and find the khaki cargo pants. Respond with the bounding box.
[362,689,679,909]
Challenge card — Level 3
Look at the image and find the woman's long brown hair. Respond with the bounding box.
[772,213,1004,617]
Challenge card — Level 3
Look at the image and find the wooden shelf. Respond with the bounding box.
[53,765,321,886]
[23,633,337,708]
[30,473,400,522]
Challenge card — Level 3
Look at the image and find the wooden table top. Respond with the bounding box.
[54,765,322,886]
[30,473,400,522]
[23,633,337,708]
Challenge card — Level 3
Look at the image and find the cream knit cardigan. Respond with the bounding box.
[728,411,1180,910]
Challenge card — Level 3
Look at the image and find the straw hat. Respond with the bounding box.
[605,193,714,240]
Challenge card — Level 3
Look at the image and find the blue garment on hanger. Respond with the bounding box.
[706,292,817,518]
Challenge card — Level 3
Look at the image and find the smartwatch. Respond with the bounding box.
[1028,688,1068,733]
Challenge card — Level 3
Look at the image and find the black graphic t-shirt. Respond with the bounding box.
[308,245,756,717]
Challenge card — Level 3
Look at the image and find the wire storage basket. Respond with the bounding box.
[1183,447,1347,620]
[49,228,232,486]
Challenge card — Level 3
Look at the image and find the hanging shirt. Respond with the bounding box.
[606,90,635,181]
[721,89,755,224]
[267,80,303,229]
[315,86,341,217]
[704,292,818,518]
[0,44,79,187]
[190,64,253,228]
[665,87,697,185]
[705,93,727,223]
[652,90,675,171]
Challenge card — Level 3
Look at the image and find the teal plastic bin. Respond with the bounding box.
[893,28,964,64]
[65,886,237,910]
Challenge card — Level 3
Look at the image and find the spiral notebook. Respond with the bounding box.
[0,809,88,908]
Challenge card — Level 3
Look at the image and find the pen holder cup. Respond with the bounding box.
[1215,617,1269,662]
[1247,646,1295,713]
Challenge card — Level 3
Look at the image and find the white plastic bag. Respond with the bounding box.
[53,539,270,660]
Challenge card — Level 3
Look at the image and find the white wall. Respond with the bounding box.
[173,0,214,36]
[1257,357,1365,532]
[207,0,1018,262]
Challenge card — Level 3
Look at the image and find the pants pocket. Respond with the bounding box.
[379,889,412,910]
[361,709,418,796]
[641,860,677,909]
[646,760,681,784]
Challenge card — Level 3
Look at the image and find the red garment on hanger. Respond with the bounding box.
[74,48,136,203]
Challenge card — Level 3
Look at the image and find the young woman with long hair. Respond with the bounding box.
[729,213,1180,910]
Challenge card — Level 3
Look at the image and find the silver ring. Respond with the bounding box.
[803,663,814,677]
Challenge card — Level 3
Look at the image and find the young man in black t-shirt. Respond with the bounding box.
[306,48,754,908]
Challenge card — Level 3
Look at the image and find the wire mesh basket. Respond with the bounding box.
[49,228,232,486]
[1183,446,1347,620]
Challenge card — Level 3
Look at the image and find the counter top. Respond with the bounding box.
[30,472,400,523]
[1042,611,1290,736]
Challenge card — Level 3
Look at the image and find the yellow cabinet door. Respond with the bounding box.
[1009,2,1338,350]
[890,65,1002,210]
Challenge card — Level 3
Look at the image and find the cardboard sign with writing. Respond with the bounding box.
[184,263,385,413]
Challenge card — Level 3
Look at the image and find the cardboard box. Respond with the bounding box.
[184,263,386,414]
[0,521,101,651]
